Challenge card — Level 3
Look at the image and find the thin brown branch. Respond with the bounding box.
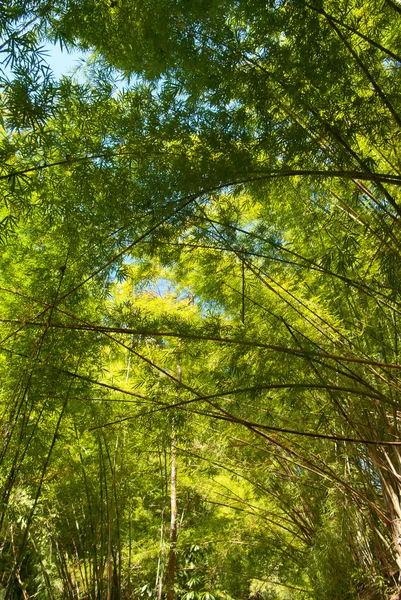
[5,319,401,371]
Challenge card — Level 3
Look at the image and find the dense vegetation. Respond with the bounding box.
[1,0,401,598]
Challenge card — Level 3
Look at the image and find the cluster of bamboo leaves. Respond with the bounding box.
[1,0,401,598]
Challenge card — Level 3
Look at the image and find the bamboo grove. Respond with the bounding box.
[1,0,401,598]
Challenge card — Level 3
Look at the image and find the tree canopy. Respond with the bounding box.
[1,0,401,598]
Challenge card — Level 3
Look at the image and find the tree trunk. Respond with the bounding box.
[166,360,180,600]
[166,422,177,600]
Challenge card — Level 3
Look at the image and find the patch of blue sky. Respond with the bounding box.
[40,42,88,79]
[238,218,258,233]
[1,39,133,92]
[41,42,129,91]
[0,38,88,81]
[150,277,172,297]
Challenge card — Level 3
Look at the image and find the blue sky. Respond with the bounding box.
[0,40,89,80]
[1,39,131,90]
[41,43,127,89]
[42,42,88,78]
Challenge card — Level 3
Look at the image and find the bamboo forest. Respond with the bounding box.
[3,0,401,598]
